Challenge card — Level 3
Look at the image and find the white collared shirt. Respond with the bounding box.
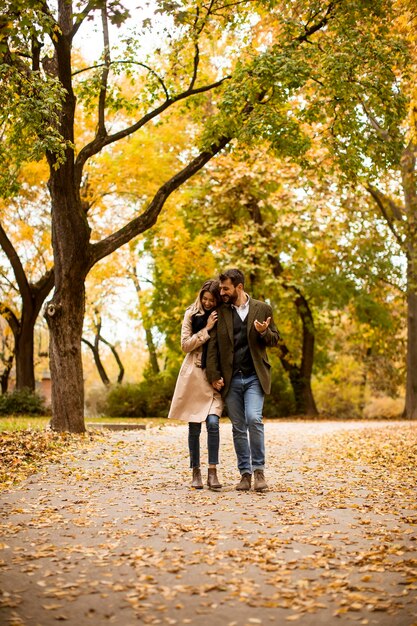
[232,294,250,321]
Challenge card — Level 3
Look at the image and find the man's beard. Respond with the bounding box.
[222,293,237,304]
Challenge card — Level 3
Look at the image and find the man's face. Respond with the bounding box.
[220,278,240,304]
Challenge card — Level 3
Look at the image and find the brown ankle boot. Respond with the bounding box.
[207,468,222,490]
[254,469,268,492]
[191,468,203,489]
[236,473,252,491]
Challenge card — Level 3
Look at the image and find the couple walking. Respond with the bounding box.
[168,268,279,492]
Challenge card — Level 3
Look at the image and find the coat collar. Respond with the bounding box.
[246,298,258,336]
[223,298,259,342]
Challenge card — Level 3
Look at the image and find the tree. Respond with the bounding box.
[1,0,407,431]
[299,1,416,417]
[82,312,125,386]
[128,261,160,376]
[0,163,54,390]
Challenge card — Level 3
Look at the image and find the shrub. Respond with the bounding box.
[103,372,177,418]
[0,389,47,416]
[363,396,404,419]
[103,383,149,417]
[314,355,368,418]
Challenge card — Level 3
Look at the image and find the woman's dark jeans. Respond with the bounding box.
[188,414,220,468]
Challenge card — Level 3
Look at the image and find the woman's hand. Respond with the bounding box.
[212,378,224,391]
[206,310,218,331]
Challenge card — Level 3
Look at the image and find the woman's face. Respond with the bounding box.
[201,291,216,311]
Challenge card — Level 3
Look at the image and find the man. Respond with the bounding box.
[206,268,279,491]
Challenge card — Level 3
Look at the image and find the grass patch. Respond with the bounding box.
[0,415,171,432]
[0,416,50,431]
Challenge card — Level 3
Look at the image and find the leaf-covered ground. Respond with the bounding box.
[0,421,416,626]
[0,429,94,489]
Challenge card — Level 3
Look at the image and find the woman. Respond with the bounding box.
[168,279,224,490]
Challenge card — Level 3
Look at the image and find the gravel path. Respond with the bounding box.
[1,420,416,626]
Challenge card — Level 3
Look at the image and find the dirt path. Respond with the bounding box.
[1,420,416,626]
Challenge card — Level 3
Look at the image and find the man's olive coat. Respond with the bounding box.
[206,298,279,397]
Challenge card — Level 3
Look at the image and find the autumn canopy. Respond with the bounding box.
[0,0,416,430]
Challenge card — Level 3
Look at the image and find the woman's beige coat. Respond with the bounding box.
[168,307,223,423]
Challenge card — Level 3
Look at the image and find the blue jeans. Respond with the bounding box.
[225,372,265,475]
[188,414,220,468]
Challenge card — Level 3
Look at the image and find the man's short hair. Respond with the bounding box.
[219,268,245,287]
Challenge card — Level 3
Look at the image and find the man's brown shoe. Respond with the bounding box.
[191,468,203,489]
[236,473,252,491]
[254,469,268,491]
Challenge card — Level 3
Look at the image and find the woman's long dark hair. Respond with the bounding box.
[198,279,221,309]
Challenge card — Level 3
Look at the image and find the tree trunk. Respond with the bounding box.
[288,369,317,415]
[295,292,319,416]
[98,334,125,384]
[145,327,160,375]
[401,142,417,419]
[14,313,36,390]
[0,224,54,391]
[81,337,111,386]
[45,155,90,433]
[405,256,417,419]
[130,270,160,374]
[46,272,87,433]
[0,355,13,393]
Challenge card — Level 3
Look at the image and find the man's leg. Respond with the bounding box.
[243,374,267,491]
[206,414,222,490]
[243,374,265,469]
[206,414,220,466]
[225,374,252,476]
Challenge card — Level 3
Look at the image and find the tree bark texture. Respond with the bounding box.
[97,334,125,384]
[1,355,13,394]
[81,337,111,386]
[405,249,417,419]
[46,272,87,433]
[15,316,36,391]
[401,143,417,419]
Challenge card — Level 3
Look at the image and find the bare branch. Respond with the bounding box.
[75,75,231,177]
[98,334,125,383]
[188,42,200,92]
[98,3,111,138]
[0,223,31,305]
[71,0,99,39]
[0,304,20,337]
[72,61,170,99]
[297,1,338,42]
[89,133,231,266]
[366,185,406,252]
[360,100,393,142]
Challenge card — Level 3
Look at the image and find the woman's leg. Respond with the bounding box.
[188,422,202,468]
